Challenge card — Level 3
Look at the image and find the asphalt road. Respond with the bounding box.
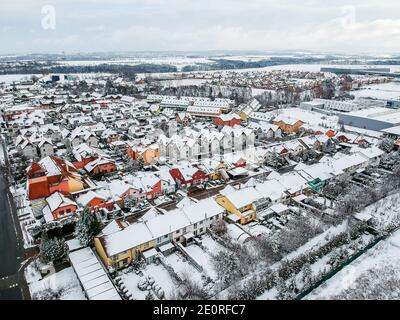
[0,173,24,300]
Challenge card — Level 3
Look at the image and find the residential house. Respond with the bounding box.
[27,156,86,200]
[169,164,208,188]
[215,186,265,224]
[272,115,304,133]
[94,198,225,269]
[213,114,242,127]
[42,191,78,223]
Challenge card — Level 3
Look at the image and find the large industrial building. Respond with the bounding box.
[320,67,397,77]
[300,99,366,113]
[338,107,400,131]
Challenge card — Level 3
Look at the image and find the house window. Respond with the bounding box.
[194,223,197,229]
[58,210,64,216]
[200,228,204,233]
[143,242,149,249]
[66,208,71,213]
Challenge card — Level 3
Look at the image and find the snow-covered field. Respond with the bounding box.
[157,78,209,88]
[351,82,400,100]
[266,107,339,131]
[57,57,213,71]
[0,74,38,83]
[306,229,400,300]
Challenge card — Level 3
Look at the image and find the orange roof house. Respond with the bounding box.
[272,116,304,134]
[84,157,117,174]
[326,129,335,138]
[127,143,160,166]
[27,156,86,200]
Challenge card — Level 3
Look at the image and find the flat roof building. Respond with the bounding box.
[338,107,400,131]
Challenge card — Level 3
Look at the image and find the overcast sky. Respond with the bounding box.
[1,0,400,55]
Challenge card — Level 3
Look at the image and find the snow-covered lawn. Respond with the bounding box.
[185,244,218,280]
[265,108,339,131]
[242,222,273,237]
[306,230,400,300]
[119,262,179,300]
[26,264,86,300]
[351,82,400,100]
[164,252,204,283]
[200,235,226,254]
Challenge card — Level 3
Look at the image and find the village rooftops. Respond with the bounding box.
[37,156,79,177]
[72,143,107,162]
[99,197,225,257]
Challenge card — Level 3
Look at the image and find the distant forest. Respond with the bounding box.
[0,62,178,75]
[181,57,328,72]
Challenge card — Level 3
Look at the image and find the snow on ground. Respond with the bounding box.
[26,264,86,300]
[306,229,400,300]
[351,82,400,100]
[164,252,203,283]
[119,271,148,300]
[256,232,374,300]
[119,248,215,300]
[267,107,339,131]
[59,57,213,71]
[120,262,177,300]
[242,222,273,237]
[14,185,37,248]
[158,78,209,88]
[185,244,217,279]
[0,136,5,165]
[0,74,39,83]
[200,235,225,255]
[361,192,400,231]
[285,220,348,261]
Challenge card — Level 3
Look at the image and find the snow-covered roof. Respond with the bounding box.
[352,146,385,160]
[255,179,287,202]
[46,192,76,212]
[181,197,225,224]
[99,197,224,256]
[69,247,121,300]
[76,190,106,207]
[102,223,154,256]
[222,186,264,209]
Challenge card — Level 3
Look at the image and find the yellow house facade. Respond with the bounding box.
[94,223,155,270]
